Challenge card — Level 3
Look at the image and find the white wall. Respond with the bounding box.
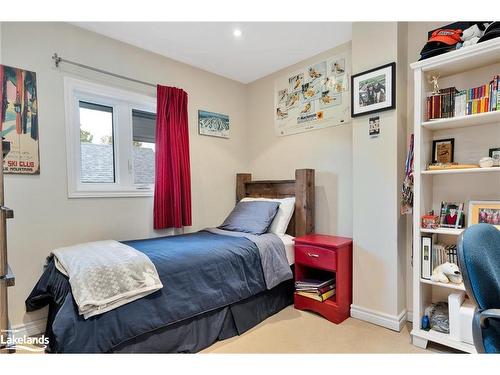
[246,43,353,237]
[350,22,408,330]
[1,22,249,328]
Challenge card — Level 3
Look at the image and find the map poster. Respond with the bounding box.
[0,64,40,174]
[274,52,351,136]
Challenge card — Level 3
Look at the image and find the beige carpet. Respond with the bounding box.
[201,306,455,354]
[13,306,457,354]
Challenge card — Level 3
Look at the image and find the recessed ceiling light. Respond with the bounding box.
[233,29,242,38]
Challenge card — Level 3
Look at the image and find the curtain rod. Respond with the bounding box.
[51,53,157,88]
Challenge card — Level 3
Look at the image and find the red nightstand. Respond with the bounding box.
[293,234,352,324]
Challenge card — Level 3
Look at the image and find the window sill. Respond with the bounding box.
[68,190,154,199]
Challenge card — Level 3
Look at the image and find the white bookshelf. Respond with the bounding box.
[420,278,465,291]
[421,166,500,175]
[422,110,500,130]
[410,39,500,354]
[420,227,464,236]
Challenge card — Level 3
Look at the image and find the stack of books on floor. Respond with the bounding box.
[295,278,335,302]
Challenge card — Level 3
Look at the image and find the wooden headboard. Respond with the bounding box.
[235,169,315,237]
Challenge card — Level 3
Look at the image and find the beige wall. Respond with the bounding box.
[2,22,249,327]
[350,22,408,328]
[405,22,447,319]
[246,42,353,237]
[2,21,458,332]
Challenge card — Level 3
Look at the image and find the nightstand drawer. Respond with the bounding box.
[295,245,337,271]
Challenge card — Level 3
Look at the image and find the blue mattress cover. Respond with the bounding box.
[26,231,267,353]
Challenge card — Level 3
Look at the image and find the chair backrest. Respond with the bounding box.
[458,224,500,310]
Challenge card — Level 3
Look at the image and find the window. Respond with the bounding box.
[64,77,156,198]
[132,109,156,185]
[79,102,115,183]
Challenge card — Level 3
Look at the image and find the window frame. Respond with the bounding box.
[64,77,157,198]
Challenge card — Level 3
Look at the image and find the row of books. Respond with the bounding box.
[295,277,335,302]
[425,75,500,120]
[421,235,459,280]
[426,87,457,119]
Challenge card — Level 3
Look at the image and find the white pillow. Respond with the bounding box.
[241,197,295,235]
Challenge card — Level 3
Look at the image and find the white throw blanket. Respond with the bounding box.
[52,240,163,319]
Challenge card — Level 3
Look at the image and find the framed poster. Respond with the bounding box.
[274,52,351,136]
[198,110,230,139]
[351,62,396,118]
[0,64,40,174]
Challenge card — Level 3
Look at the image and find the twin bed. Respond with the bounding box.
[26,169,315,353]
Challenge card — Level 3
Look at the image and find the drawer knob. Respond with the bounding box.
[307,252,319,258]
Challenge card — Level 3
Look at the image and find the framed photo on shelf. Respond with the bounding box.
[351,62,396,117]
[489,147,500,167]
[468,201,500,229]
[439,201,465,229]
[432,138,454,164]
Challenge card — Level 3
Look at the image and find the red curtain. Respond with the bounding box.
[154,85,192,229]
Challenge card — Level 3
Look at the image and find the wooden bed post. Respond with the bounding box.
[236,173,252,203]
[295,169,315,237]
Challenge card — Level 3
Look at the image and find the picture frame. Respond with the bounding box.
[439,201,465,229]
[198,110,230,139]
[351,62,396,118]
[468,200,500,229]
[432,138,454,164]
[489,147,500,167]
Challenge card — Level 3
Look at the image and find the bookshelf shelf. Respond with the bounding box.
[410,37,500,78]
[411,36,500,354]
[421,110,500,130]
[420,227,464,236]
[411,328,476,353]
[421,166,500,175]
[420,278,466,291]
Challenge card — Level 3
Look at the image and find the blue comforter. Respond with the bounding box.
[27,231,275,353]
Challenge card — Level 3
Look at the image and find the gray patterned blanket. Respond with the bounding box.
[52,240,163,319]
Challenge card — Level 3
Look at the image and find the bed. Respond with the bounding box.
[26,169,315,353]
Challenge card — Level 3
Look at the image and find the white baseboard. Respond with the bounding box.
[350,304,407,332]
[12,318,46,337]
[407,310,413,323]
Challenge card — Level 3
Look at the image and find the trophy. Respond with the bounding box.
[429,74,440,95]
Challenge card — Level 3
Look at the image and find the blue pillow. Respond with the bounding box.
[219,201,280,235]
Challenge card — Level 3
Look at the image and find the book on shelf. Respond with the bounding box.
[426,87,458,120]
[295,283,336,295]
[425,75,500,121]
[296,288,336,302]
[421,234,460,280]
[294,277,335,289]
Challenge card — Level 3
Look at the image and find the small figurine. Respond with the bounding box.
[429,74,440,94]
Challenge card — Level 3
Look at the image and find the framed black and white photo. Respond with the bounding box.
[351,62,396,118]
[489,147,500,167]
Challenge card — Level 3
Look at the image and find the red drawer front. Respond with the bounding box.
[295,245,337,271]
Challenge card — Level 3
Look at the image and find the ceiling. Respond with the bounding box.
[73,22,352,84]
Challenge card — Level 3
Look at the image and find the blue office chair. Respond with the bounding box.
[458,223,500,353]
